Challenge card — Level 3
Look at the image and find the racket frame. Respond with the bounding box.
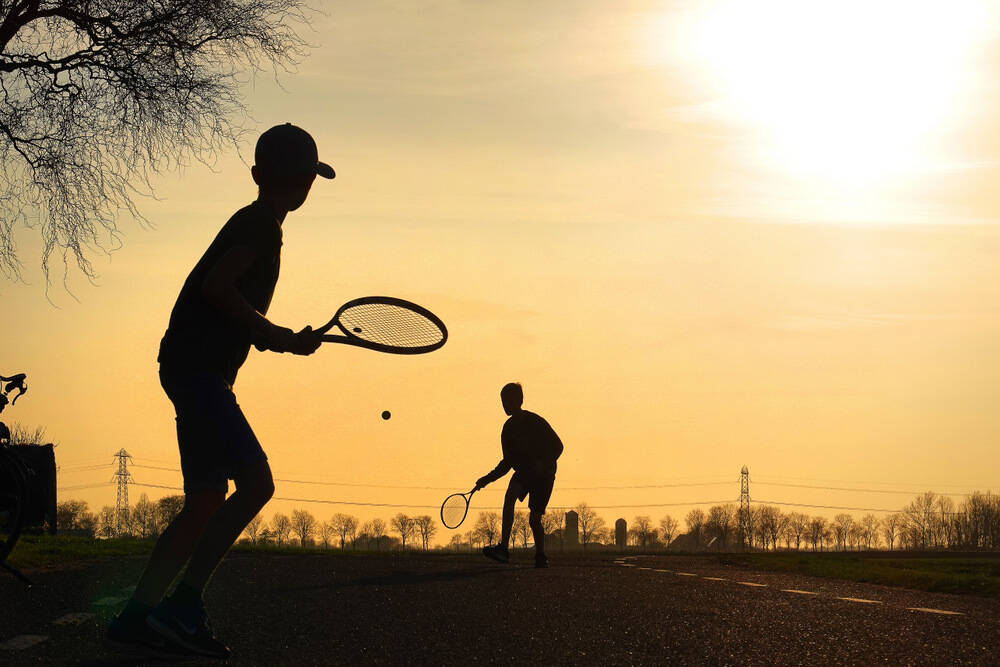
[440,487,477,529]
[316,296,447,355]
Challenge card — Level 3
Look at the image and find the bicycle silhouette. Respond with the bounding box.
[1,372,35,584]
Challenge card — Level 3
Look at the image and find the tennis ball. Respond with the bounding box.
[381,410,391,420]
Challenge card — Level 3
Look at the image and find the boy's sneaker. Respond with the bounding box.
[534,553,549,569]
[482,544,510,564]
[147,597,231,659]
[105,609,181,658]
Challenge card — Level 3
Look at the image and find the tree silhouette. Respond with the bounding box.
[155,495,184,534]
[659,515,678,548]
[96,505,116,539]
[331,513,358,549]
[271,513,291,546]
[685,508,705,549]
[574,503,604,550]
[540,512,563,550]
[56,499,95,536]
[473,511,500,546]
[366,518,386,550]
[0,0,312,283]
[290,509,316,547]
[512,510,530,548]
[785,512,809,550]
[318,520,334,549]
[244,514,264,545]
[413,515,436,550]
[630,515,653,550]
[705,505,736,551]
[808,516,828,551]
[391,513,414,550]
[130,494,157,538]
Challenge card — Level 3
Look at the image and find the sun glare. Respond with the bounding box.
[652,0,991,189]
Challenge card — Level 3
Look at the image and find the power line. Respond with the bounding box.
[131,464,737,492]
[753,499,900,513]
[58,483,113,492]
[129,483,735,511]
[754,481,974,497]
[752,473,994,490]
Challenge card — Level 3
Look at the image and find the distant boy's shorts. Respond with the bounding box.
[510,470,556,514]
[160,369,268,494]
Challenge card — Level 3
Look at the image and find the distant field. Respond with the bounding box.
[722,551,1000,598]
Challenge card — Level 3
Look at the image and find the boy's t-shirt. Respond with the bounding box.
[501,410,564,475]
[158,201,282,385]
[478,410,564,488]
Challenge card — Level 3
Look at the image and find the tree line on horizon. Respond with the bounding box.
[51,489,1000,552]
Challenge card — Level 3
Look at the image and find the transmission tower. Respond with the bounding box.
[738,465,751,550]
[112,449,133,537]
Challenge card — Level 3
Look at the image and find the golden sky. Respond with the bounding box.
[4,1,1000,541]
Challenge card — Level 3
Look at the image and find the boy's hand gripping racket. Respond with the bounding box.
[440,487,477,529]
[315,296,447,355]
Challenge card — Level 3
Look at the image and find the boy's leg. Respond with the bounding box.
[179,459,274,592]
[131,491,227,607]
[483,478,522,563]
[145,461,272,659]
[527,474,554,567]
[529,510,545,558]
[499,479,522,549]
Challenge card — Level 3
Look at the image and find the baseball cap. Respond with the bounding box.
[255,123,335,180]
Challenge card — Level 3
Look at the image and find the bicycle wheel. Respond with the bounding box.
[0,449,27,563]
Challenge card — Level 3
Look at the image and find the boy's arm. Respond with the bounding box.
[202,245,319,355]
[474,459,511,490]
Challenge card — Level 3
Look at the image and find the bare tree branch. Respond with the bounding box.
[0,0,314,286]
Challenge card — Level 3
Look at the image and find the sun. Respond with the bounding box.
[648,0,990,190]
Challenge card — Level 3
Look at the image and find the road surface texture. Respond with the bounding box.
[2,552,997,665]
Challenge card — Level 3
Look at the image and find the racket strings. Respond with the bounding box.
[441,494,468,528]
[340,303,444,349]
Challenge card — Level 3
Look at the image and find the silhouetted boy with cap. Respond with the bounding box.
[107,123,334,659]
[474,382,563,568]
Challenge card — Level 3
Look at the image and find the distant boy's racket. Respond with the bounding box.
[440,488,477,529]
[316,296,447,355]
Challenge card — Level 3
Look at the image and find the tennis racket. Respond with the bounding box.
[315,296,447,355]
[440,487,477,529]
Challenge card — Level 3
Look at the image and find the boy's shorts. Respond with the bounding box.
[160,369,268,494]
[510,469,556,514]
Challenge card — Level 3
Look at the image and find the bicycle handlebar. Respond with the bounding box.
[0,373,27,412]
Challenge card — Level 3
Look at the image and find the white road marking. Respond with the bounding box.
[53,612,95,625]
[0,635,48,651]
[626,563,965,618]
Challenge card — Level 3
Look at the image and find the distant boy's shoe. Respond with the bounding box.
[105,609,182,658]
[534,553,549,569]
[482,544,510,564]
[147,597,231,659]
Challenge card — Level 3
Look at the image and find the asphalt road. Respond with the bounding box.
[1,551,998,665]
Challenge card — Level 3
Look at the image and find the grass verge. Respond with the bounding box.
[6,533,153,569]
[722,552,1000,598]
